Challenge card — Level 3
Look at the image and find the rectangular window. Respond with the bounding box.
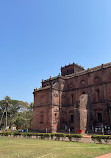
[71,94,74,105]
[71,115,74,123]
[96,89,100,102]
[97,113,102,122]
[55,113,57,122]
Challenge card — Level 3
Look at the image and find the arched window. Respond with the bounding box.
[94,77,100,83]
[82,91,86,94]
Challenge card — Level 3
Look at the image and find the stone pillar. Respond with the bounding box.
[74,94,89,134]
[74,108,80,133]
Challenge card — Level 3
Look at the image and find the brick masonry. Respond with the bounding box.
[33,62,111,133]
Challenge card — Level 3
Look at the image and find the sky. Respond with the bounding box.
[0,0,111,103]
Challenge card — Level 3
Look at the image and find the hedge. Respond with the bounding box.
[91,135,111,144]
[66,134,82,141]
[54,133,66,140]
[0,132,82,142]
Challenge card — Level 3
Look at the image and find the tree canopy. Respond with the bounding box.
[0,96,33,129]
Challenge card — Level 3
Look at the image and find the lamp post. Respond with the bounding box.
[69,128,70,134]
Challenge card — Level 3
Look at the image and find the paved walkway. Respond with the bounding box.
[80,135,93,143]
[95,153,111,158]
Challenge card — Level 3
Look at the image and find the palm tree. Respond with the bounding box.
[1,96,12,129]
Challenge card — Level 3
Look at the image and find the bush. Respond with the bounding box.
[91,135,111,144]
[66,134,72,141]
[26,133,34,137]
[33,133,39,137]
[0,132,12,136]
[49,133,54,140]
[55,133,65,141]
[0,132,4,136]
[66,134,82,141]
[0,132,82,142]
[43,133,50,139]
[21,133,28,137]
[13,132,21,136]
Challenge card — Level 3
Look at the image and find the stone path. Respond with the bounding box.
[80,135,93,143]
[95,153,111,158]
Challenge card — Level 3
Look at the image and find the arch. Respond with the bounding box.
[94,76,100,83]
[69,110,74,113]
[82,91,86,95]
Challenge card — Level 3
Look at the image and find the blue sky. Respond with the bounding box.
[0,0,111,102]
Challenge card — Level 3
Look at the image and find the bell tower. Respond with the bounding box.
[61,63,84,76]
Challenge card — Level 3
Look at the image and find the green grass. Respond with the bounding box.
[0,137,111,158]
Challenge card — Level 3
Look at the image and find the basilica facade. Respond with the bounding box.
[33,62,111,133]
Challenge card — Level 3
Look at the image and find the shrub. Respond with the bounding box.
[13,132,21,137]
[54,133,65,141]
[66,134,82,142]
[37,133,45,139]
[33,133,39,137]
[0,132,82,142]
[26,133,34,137]
[66,134,72,141]
[0,132,12,136]
[91,135,111,144]
[22,133,29,137]
[0,132,4,136]
[43,133,50,139]
[49,133,54,140]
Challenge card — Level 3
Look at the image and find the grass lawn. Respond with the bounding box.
[0,137,111,158]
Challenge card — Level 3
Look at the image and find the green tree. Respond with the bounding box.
[0,96,12,128]
[13,102,33,129]
[0,96,33,129]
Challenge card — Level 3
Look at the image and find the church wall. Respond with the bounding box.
[33,88,52,132]
[64,66,111,130]
[33,62,111,133]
